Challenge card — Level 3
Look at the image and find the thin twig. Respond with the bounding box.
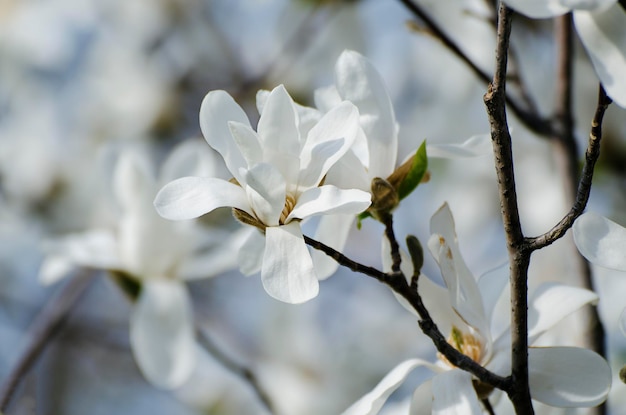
[483,3,533,414]
[303,235,510,391]
[0,271,95,411]
[526,86,611,250]
[196,328,275,414]
[381,214,402,274]
[398,0,553,135]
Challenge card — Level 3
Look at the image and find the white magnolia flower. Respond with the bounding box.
[39,140,245,389]
[573,211,626,337]
[503,0,626,107]
[308,50,492,279]
[154,84,371,304]
[343,203,611,414]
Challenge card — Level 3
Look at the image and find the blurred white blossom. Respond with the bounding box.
[38,140,246,389]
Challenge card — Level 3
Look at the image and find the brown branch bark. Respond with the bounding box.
[398,0,553,135]
[483,3,533,414]
[303,235,510,392]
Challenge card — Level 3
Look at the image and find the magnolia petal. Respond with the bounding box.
[299,101,360,189]
[228,121,263,168]
[428,203,489,340]
[311,214,354,280]
[575,5,626,108]
[432,370,483,415]
[257,85,300,156]
[154,177,251,220]
[528,282,598,344]
[199,90,250,183]
[323,149,370,192]
[113,149,154,210]
[160,139,217,183]
[528,347,611,407]
[238,228,265,276]
[244,163,286,227]
[258,88,323,138]
[39,229,122,284]
[262,223,319,304]
[426,134,492,159]
[341,359,440,415]
[381,238,463,333]
[287,185,371,222]
[573,211,626,271]
[409,380,433,415]
[130,280,196,389]
[335,50,397,179]
[477,262,510,327]
[501,0,571,18]
[313,84,342,113]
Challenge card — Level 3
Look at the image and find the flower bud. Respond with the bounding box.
[369,177,399,219]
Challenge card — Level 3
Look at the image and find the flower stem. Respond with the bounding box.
[0,271,94,411]
[196,328,275,414]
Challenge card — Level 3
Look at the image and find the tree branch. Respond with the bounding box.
[196,328,275,414]
[303,235,510,392]
[0,271,94,411]
[398,0,553,135]
[526,86,612,250]
[483,3,533,414]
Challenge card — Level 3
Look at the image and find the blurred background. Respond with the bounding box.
[1,0,625,414]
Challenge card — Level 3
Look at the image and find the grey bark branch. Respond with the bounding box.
[483,3,534,414]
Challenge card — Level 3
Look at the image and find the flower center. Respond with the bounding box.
[438,325,483,367]
[279,194,296,225]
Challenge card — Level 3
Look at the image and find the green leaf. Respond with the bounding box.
[356,211,371,229]
[396,140,428,201]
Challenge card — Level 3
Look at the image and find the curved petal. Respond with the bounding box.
[341,359,440,415]
[238,228,265,276]
[502,0,571,18]
[311,214,355,280]
[244,163,286,227]
[409,380,433,415]
[381,238,464,334]
[257,84,300,156]
[428,203,489,341]
[426,134,492,159]
[113,148,155,210]
[335,50,397,179]
[39,229,122,284]
[199,90,250,183]
[287,186,370,222]
[575,5,626,108]
[528,282,598,344]
[528,347,611,407]
[228,121,263,168]
[314,84,342,113]
[477,262,510,326]
[130,280,196,389]
[432,370,483,415]
[154,177,251,220]
[299,101,360,189]
[262,222,319,303]
[573,211,626,271]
